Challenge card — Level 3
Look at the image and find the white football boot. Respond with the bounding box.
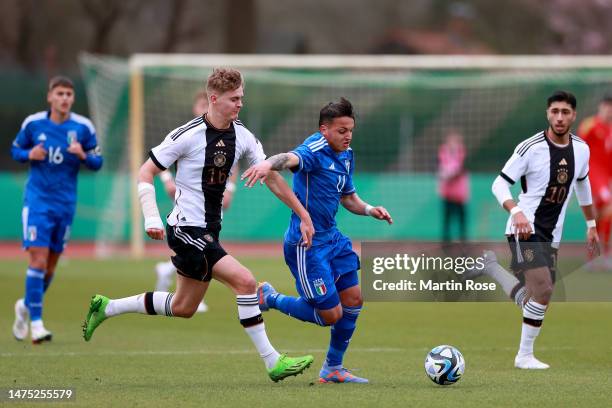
[31,320,52,344]
[12,298,29,341]
[462,249,498,279]
[514,354,550,369]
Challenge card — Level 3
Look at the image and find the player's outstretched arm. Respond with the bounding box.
[264,171,315,248]
[241,153,300,187]
[138,159,165,240]
[340,192,393,224]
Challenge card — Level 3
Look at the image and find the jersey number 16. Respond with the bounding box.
[48,146,64,164]
[205,167,228,185]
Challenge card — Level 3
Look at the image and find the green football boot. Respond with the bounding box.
[82,294,110,341]
[267,354,314,382]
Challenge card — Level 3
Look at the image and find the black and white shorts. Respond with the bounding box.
[507,235,558,283]
[166,225,227,282]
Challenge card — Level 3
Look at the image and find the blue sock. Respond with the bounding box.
[273,294,326,326]
[43,274,54,293]
[24,268,45,321]
[325,305,362,368]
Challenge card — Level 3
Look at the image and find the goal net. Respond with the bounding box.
[79,54,612,257]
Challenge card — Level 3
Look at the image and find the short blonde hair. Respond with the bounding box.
[206,68,243,95]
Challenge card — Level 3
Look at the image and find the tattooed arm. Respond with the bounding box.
[268,153,299,171]
[241,152,300,187]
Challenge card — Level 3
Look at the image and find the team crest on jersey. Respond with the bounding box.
[523,248,535,263]
[27,226,37,242]
[67,130,77,144]
[345,160,350,172]
[213,151,227,167]
[313,278,327,296]
[37,133,47,142]
[556,168,569,184]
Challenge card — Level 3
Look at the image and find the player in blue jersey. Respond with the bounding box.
[10,76,103,343]
[242,97,393,383]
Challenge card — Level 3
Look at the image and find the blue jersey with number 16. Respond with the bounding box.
[11,111,103,215]
[285,132,355,246]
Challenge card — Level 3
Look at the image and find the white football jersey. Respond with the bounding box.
[150,116,265,229]
[500,131,590,242]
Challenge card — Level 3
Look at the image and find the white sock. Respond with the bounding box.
[31,319,44,330]
[485,261,520,297]
[518,299,547,357]
[237,294,280,370]
[155,261,176,292]
[518,323,541,357]
[105,292,174,317]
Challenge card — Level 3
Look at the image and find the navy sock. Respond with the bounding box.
[24,267,45,321]
[325,305,362,367]
[273,294,326,326]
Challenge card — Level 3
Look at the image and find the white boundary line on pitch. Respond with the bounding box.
[0,346,587,358]
[0,347,402,358]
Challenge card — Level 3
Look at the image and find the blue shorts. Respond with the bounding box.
[284,231,360,310]
[22,206,73,254]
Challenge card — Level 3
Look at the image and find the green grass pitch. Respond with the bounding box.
[1,257,610,407]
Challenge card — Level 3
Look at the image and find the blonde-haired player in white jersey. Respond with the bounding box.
[82,68,317,382]
[153,89,240,313]
[480,91,599,369]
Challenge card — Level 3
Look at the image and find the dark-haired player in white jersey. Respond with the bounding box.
[477,91,599,369]
[82,68,316,382]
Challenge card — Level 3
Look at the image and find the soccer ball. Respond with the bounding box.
[424,345,465,385]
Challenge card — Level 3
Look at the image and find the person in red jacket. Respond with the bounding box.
[578,94,612,266]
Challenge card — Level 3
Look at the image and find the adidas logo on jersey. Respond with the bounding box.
[559,158,567,166]
[329,163,335,170]
[216,140,225,147]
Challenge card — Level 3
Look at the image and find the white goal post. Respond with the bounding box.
[119,54,612,258]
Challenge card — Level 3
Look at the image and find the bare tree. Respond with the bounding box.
[161,0,210,53]
[0,0,37,69]
[80,0,144,53]
[225,0,257,53]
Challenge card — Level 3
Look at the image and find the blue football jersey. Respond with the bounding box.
[11,111,103,214]
[285,132,355,245]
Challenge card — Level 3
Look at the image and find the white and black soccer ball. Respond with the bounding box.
[424,345,465,385]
